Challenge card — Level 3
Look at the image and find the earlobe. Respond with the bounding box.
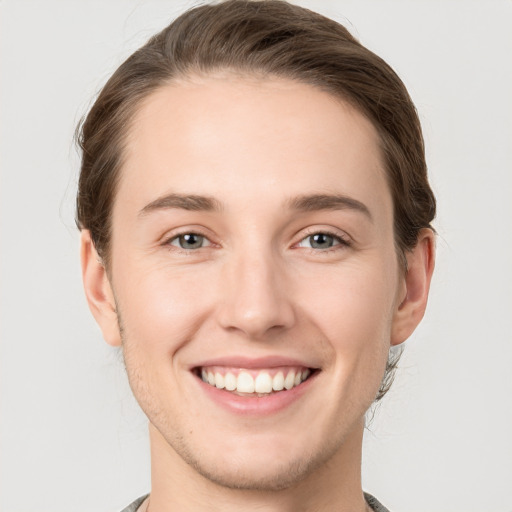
[391,229,436,346]
[80,230,122,347]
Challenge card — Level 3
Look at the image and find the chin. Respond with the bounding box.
[180,448,326,492]
[159,422,345,492]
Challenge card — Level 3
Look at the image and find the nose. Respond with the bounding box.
[216,250,296,340]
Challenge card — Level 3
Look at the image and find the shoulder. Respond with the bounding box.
[119,494,149,512]
[119,492,388,512]
[364,492,391,512]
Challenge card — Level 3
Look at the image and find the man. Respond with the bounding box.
[77,2,436,510]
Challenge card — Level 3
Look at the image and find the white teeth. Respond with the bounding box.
[237,371,255,393]
[272,371,284,391]
[200,367,312,394]
[254,372,273,393]
[224,372,237,391]
[214,372,225,389]
[284,371,295,390]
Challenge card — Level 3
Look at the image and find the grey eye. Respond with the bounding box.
[308,233,335,249]
[297,232,346,250]
[170,233,209,249]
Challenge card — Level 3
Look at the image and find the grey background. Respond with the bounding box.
[1,1,511,511]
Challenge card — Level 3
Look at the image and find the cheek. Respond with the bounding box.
[114,260,212,355]
[303,262,397,386]
[115,263,211,420]
[306,261,396,337]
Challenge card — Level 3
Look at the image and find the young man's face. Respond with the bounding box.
[83,74,431,491]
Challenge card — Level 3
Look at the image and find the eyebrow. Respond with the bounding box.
[138,192,372,220]
[287,193,373,220]
[139,193,223,217]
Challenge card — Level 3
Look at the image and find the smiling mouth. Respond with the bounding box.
[194,366,316,397]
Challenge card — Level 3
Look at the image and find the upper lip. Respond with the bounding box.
[191,355,318,370]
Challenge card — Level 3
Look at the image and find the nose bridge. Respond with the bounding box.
[217,242,295,338]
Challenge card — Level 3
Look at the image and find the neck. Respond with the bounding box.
[147,419,369,512]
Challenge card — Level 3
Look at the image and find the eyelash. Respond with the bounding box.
[163,230,213,254]
[162,229,351,254]
[295,228,351,254]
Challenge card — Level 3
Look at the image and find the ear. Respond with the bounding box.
[80,230,122,347]
[391,228,436,346]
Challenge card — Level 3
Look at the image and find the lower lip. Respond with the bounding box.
[194,372,318,416]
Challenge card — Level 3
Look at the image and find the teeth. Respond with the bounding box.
[200,367,312,394]
[224,372,237,391]
[254,372,273,393]
[214,372,225,389]
[284,371,295,390]
[237,372,255,393]
[272,372,284,391]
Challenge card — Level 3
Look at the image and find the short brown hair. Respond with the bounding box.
[76,0,436,400]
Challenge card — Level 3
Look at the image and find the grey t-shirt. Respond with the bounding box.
[120,494,148,512]
[120,492,390,511]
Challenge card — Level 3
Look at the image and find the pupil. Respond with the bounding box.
[180,233,203,249]
[311,233,333,249]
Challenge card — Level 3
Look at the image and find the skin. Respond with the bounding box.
[81,74,435,512]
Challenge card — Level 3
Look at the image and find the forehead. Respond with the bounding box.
[116,74,391,222]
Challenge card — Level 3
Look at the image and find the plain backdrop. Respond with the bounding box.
[1,1,511,511]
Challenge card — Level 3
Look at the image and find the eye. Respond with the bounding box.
[168,233,211,250]
[297,232,347,250]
